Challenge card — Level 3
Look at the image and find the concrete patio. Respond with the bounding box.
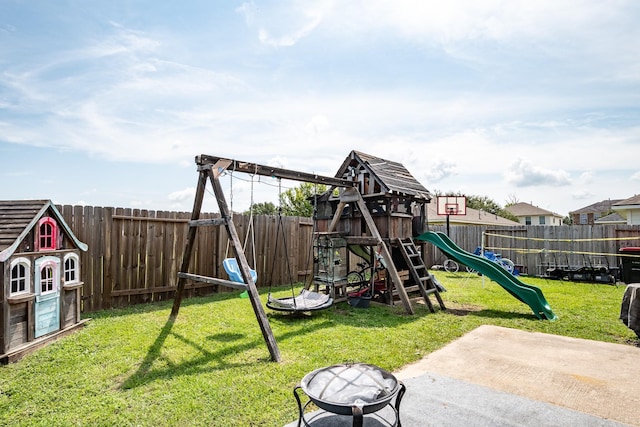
[285,325,640,426]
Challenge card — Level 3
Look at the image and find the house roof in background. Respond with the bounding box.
[594,212,627,224]
[613,194,640,207]
[0,199,87,262]
[505,202,562,218]
[427,203,520,227]
[570,199,623,214]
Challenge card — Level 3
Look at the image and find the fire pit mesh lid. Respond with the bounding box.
[301,363,398,406]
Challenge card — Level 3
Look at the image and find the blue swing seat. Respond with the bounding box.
[223,258,257,284]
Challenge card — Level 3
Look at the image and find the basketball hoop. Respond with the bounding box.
[437,196,466,216]
[445,204,459,215]
[437,196,466,237]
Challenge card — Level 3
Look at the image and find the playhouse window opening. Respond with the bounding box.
[38,217,57,250]
[64,254,79,283]
[40,266,55,293]
[11,263,28,294]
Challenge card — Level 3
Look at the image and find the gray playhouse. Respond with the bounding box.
[0,200,88,363]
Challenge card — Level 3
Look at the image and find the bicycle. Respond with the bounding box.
[443,258,461,273]
[347,261,385,286]
[346,259,389,303]
[466,247,515,274]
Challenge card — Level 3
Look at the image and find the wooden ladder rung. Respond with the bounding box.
[394,284,420,294]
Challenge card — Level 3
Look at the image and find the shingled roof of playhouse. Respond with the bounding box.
[334,150,431,201]
[0,199,88,262]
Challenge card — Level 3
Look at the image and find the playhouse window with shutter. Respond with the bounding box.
[10,258,31,295]
[64,253,80,283]
[37,217,57,251]
[40,265,55,293]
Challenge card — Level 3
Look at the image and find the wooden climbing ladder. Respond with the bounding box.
[396,237,446,313]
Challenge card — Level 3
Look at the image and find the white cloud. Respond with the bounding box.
[236,2,258,26]
[578,171,594,184]
[423,159,457,183]
[572,190,594,201]
[267,156,288,169]
[240,0,333,47]
[85,23,160,58]
[631,171,640,181]
[130,199,153,208]
[305,115,330,134]
[505,158,571,187]
[168,188,195,203]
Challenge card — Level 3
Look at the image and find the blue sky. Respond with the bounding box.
[1,1,639,217]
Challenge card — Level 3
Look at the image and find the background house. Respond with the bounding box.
[426,204,520,227]
[1,200,88,363]
[505,202,563,226]
[612,195,640,225]
[569,199,622,225]
[594,212,627,225]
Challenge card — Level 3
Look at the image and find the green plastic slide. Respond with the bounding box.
[417,231,556,320]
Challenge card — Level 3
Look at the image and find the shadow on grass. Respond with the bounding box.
[117,285,459,390]
[119,313,334,390]
[466,308,540,321]
[280,301,433,329]
[88,290,253,320]
[208,332,246,342]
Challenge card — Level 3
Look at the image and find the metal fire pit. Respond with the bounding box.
[294,363,405,427]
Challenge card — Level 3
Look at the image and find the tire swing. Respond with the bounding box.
[266,179,333,313]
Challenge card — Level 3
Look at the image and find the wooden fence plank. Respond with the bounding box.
[103,207,113,309]
[134,208,146,304]
[114,207,126,307]
[92,206,105,311]
[159,211,176,302]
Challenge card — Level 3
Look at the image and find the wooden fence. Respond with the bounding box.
[57,205,313,313]
[424,224,640,277]
[57,204,640,313]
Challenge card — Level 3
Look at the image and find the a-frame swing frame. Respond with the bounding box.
[170,155,357,362]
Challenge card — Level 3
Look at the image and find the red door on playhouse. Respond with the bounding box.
[34,256,61,338]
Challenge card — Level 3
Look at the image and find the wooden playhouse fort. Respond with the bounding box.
[310,151,445,314]
[0,200,88,363]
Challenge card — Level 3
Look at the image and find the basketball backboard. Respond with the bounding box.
[437,196,467,216]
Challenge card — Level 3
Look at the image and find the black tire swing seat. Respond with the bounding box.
[265,179,333,314]
[266,289,333,312]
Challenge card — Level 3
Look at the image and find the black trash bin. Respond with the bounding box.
[619,247,640,284]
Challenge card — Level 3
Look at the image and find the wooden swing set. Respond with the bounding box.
[169,155,357,362]
[170,153,445,362]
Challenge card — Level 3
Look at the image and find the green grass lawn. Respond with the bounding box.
[1,273,637,426]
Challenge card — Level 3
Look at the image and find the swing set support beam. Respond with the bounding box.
[196,154,357,188]
[171,158,282,362]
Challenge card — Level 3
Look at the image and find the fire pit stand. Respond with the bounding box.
[293,363,406,427]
